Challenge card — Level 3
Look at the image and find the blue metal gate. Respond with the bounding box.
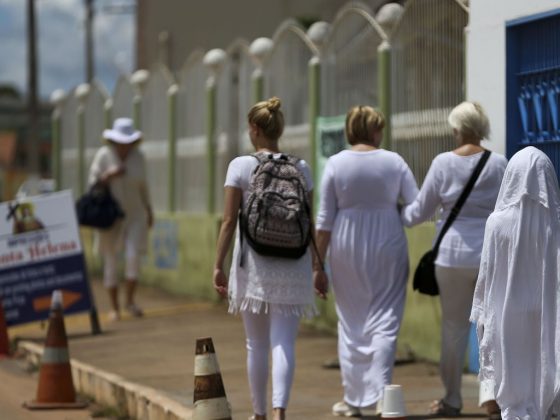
[507,9,560,174]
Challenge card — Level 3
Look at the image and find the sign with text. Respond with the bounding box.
[315,115,347,209]
[0,190,93,326]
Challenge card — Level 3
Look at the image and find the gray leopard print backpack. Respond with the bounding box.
[240,152,311,260]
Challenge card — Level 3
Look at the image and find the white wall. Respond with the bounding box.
[466,0,560,155]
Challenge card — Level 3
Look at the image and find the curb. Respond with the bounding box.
[18,340,193,420]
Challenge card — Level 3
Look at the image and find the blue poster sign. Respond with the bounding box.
[0,191,93,326]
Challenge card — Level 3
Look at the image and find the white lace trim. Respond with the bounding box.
[229,297,317,319]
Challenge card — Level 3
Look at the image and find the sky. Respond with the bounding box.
[0,0,134,101]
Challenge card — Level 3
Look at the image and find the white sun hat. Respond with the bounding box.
[103,118,142,144]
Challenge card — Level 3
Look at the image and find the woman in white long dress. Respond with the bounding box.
[213,97,326,420]
[471,146,560,420]
[315,106,418,417]
[89,118,153,321]
[401,102,507,417]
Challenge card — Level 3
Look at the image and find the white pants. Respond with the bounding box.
[103,235,141,288]
[241,308,300,415]
[435,265,478,410]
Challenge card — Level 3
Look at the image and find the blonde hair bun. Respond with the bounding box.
[266,97,282,112]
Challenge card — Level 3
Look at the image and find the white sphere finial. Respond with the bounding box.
[249,37,273,68]
[307,21,331,49]
[50,89,66,106]
[131,69,150,92]
[75,83,91,102]
[375,3,404,34]
[203,49,227,74]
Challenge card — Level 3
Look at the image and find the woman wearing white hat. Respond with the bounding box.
[89,117,153,321]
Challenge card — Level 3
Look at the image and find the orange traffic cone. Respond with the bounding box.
[0,296,10,358]
[193,337,232,420]
[24,290,86,409]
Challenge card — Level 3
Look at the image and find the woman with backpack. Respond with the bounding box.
[314,106,418,417]
[213,97,327,420]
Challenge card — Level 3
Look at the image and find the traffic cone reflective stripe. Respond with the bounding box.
[0,297,10,358]
[193,337,232,420]
[24,290,86,410]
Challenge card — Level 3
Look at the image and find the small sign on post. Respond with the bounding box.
[0,190,99,333]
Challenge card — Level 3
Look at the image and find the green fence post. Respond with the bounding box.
[252,69,264,104]
[249,38,273,104]
[51,110,61,191]
[75,84,90,196]
[168,84,178,213]
[203,49,226,214]
[377,40,392,151]
[104,98,113,129]
[131,70,150,130]
[50,89,65,191]
[308,56,321,186]
[206,80,217,214]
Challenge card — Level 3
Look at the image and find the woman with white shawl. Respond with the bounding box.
[471,146,560,420]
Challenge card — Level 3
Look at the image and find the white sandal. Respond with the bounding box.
[332,401,361,417]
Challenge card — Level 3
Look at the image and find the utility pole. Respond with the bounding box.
[84,1,135,83]
[85,0,94,82]
[27,0,40,175]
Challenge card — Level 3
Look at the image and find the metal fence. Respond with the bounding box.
[140,65,174,212]
[391,0,468,184]
[112,75,134,119]
[215,40,254,212]
[264,20,317,165]
[320,3,386,118]
[52,0,469,215]
[175,50,208,213]
[60,88,79,194]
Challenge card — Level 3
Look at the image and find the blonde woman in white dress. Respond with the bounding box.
[315,106,418,417]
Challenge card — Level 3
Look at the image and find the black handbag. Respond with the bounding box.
[76,182,125,229]
[413,150,491,296]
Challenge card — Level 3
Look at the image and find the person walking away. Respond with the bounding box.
[88,117,154,321]
[401,102,507,417]
[471,146,560,420]
[315,105,418,417]
[213,97,327,420]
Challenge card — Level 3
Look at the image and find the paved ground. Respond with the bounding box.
[8,279,488,419]
[0,356,113,420]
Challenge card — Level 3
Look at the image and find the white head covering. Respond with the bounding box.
[103,118,142,144]
[471,146,560,420]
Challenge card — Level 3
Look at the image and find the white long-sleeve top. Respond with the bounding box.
[401,151,507,268]
[88,144,151,254]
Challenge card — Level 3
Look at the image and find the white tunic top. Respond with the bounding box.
[316,149,418,406]
[471,147,560,420]
[225,154,316,318]
[88,144,151,254]
[401,151,507,268]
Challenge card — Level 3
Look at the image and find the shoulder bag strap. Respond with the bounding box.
[432,150,491,255]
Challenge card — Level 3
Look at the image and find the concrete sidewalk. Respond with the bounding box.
[11,279,487,419]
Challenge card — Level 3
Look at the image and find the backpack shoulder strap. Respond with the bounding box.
[251,152,272,164]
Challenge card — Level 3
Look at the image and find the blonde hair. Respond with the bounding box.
[345,106,385,145]
[448,101,490,140]
[248,96,285,141]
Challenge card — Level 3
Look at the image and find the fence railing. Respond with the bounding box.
[51,0,469,213]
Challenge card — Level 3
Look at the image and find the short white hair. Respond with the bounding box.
[448,101,490,140]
